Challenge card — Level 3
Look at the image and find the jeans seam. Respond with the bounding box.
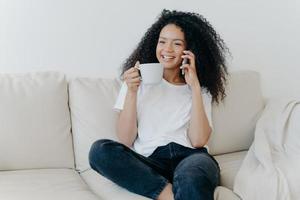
[169,143,176,171]
[173,177,182,200]
[172,143,176,158]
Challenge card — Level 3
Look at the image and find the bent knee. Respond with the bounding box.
[176,153,218,172]
[88,139,115,164]
[174,153,220,186]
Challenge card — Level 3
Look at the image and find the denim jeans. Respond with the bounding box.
[89,139,220,200]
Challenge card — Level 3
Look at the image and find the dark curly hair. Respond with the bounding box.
[121,9,229,104]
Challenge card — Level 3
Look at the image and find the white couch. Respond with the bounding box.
[0,70,265,200]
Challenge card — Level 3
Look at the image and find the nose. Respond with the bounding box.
[164,42,173,52]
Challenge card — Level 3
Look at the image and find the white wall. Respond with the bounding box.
[0,0,299,99]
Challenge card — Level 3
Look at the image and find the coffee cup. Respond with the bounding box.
[138,63,163,84]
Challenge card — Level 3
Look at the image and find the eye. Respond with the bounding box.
[174,43,182,46]
[158,40,165,44]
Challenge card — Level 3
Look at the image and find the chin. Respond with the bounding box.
[165,63,180,69]
[162,64,174,69]
[159,61,174,67]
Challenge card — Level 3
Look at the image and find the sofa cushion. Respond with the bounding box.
[81,169,149,200]
[209,70,265,155]
[0,169,99,200]
[214,151,247,189]
[0,72,74,170]
[82,169,241,200]
[69,77,120,172]
[214,186,241,200]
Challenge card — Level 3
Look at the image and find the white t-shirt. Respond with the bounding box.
[114,79,213,157]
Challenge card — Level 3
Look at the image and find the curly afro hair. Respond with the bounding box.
[121,9,229,104]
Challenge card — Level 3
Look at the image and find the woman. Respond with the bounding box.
[89,9,229,200]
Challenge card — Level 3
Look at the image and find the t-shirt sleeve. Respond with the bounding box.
[202,91,213,129]
[113,82,128,112]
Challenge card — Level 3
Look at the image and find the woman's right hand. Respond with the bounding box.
[123,61,141,93]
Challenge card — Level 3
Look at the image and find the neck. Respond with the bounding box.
[163,68,185,84]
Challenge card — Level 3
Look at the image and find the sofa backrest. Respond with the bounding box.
[69,78,120,172]
[70,70,265,172]
[208,70,265,155]
[0,72,74,170]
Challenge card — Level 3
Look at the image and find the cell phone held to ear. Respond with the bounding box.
[181,58,189,75]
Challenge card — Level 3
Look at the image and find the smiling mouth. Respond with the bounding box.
[162,55,176,61]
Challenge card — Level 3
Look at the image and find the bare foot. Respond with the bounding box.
[157,183,174,200]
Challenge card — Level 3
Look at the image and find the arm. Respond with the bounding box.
[116,62,141,147]
[181,50,212,148]
[187,83,212,147]
[116,90,138,147]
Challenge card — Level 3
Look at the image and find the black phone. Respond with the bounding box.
[181,58,189,75]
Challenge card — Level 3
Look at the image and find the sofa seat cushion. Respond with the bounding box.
[82,169,241,200]
[0,169,100,200]
[214,186,241,200]
[214,151,247,190]
[81,169,150,200]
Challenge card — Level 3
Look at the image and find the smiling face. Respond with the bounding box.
[156,24,187,71]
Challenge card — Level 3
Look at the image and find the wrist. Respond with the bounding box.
[127,89,138,96]
[190,81,201,91]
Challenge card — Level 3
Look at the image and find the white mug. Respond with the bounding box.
[138,63,163,84]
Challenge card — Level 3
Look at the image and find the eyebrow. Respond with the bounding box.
[159,37,185,43]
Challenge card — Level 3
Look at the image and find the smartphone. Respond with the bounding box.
[181,58,188,75]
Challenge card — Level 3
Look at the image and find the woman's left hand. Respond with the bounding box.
[181,50,200,89]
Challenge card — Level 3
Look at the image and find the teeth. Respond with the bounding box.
[163,55,174,59]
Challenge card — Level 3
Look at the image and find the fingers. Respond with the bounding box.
[124,62,140,80]
[124,73,141,86]
[124,61,140,73]
[123,61,142,89]
[180,62,197,76]
[180,63,190,71]
[124,71,140,80]
[183,50,195,59]
[128,76,141,83]
[124,66,139,75]
[181,54,193,60]
[181,50,196,68]
[134,61,140,70]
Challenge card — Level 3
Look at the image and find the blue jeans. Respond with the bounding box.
[89,139,220,200]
